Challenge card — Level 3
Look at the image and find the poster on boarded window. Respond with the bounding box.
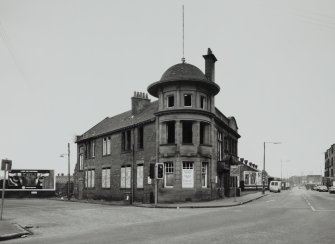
[182,168,194,188]
[5,169,55,190]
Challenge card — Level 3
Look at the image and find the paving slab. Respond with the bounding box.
[0,220,30,241]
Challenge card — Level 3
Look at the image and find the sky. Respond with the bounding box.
[0,0,334,178]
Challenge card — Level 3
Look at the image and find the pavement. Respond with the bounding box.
[0,191,266,241]
[0,221,30,241]
[53,191,267,208]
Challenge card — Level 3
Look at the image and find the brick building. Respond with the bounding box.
[74,49,240,203]
[325,144,334,178]
[324,144,335,187]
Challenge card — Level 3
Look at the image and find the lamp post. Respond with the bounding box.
[262,141,281,194]
[60,143,71,200]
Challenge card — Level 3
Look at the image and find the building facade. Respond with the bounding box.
[325,144,334,178]
[74,49,240,203]
[324,144,335,187]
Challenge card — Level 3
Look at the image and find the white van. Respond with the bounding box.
[269,181,282,193]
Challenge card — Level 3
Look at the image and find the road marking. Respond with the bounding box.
[266,199,275,203]
[303,195,315,212]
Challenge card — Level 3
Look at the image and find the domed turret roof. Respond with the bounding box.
[147,62,220,97]
[160,63,207,82]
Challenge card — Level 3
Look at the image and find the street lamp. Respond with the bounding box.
[60,143,71,200]
[262,141,281,194]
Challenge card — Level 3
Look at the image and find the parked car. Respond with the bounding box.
[329,186,335,194]
[312,185,319,191]
[269,181,281,193]
[318,185,328,192]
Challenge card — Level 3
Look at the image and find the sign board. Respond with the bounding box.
[230,165,240,177]
[1,159,12,171]
[244,171,263,186]
[6,169,55,191]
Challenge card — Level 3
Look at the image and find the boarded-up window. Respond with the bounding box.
[85,169,95,188]
[121,166,131,188]
[182,162,194,188]
[164,162,174,187]
[102,168,111,188]
[137,165,143,188]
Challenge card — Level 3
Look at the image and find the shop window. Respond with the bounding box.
[200,122,210,145]
[200,96,207,109]
[167,95,174,108]
[103,136,111,156]
[166,121,175,144]
[164,162,174,188]
[138,126,144,149]
[201,162,208,188]
[137,165,143,188]
[184,94,192,107]
[182,121,193,144]
[102,168,111,188]
[120,166,131,188]
[85,169,95,189]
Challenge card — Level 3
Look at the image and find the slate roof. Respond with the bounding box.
[76,101,158,142]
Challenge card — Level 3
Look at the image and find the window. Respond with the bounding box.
[121,130,131,152]
[200,96,207,109]
[137,165,143,188]
[217,132,223,161]
[120,166,131,188]
[138,126,144,149]
[182,121,193,144]
[200,122,210,145]
[167,95,174,108]
[184,94,192,107]
[85,169,95,188]
[103,136,111,156]
[79,154,83,171]
[201,162,208,188]
[102,168,111,188]
[164,162,174,187]
[166,121,175,144]
[182,162,194,188]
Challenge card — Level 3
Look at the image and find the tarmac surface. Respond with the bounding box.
[0,191,264,241]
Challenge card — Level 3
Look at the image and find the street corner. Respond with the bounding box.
[0,221,30,241]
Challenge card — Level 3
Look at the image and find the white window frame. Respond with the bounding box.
[103,136,111,156]
[164,162,174,188]
[102,167,111,189]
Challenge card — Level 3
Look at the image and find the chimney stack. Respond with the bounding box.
[131,91,151,115]
[203,48,217,82]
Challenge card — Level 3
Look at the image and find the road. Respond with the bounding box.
[3,188,335,244]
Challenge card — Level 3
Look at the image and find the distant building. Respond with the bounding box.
[56,173,73,197]
[306,175,322,185]
[73,49,240,203]
[325,144,335,178]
